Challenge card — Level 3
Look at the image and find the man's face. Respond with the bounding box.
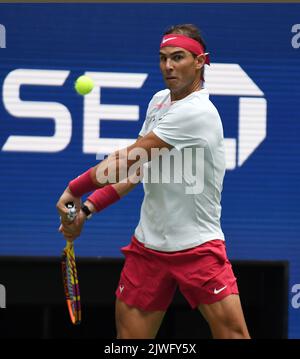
[159,47,204,99]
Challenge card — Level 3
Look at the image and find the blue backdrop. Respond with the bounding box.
[0,3,299,338]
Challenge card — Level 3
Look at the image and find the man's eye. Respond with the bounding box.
[173,55,183,61]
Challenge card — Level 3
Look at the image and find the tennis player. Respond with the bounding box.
[57,24,250,339]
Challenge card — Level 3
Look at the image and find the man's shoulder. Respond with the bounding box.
[175,92,219,117]
[146,89,170,112]
[150,89,170,104]
[153,89,170,98]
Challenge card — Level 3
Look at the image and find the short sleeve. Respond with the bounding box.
[138,95,157,137]
[139,121,147,137]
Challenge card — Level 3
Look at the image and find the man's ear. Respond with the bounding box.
[195,54,206,70]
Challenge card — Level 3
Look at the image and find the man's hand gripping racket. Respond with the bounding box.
[61,203,81,325]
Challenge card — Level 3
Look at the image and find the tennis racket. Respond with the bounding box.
[61,203,81,325]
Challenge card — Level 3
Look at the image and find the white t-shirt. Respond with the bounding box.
[134,88,226,252]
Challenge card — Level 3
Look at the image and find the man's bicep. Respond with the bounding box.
[130,131,173,159]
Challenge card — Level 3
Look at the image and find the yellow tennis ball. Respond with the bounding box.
[74,75,94,95]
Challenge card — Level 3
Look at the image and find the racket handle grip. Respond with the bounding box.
[66,241,73,249]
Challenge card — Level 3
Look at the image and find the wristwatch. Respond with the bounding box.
[81,204,93,220]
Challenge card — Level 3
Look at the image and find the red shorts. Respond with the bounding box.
[115,236,239,311]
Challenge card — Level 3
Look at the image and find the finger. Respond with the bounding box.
[64,222,78,231]
[61,226,79,236]
[57,204,69,216]
[61,231,74,240]
[61,217,74,227]
[74,216,82,226]
[60,216,71,225]
[61,228,74,236]
[60,221,73,230]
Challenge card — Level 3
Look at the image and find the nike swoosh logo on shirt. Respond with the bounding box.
[162,37,177,44]
[213,285,227,294]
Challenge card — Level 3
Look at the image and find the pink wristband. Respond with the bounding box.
[87,185,120,212]
[68,168,98,197]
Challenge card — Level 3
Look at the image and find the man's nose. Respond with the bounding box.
[165,58,174,70]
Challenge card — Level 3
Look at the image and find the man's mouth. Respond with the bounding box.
[166,76,177,80]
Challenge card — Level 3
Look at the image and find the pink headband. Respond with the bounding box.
[160,34,210,65]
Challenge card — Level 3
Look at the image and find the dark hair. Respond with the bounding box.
[164,24,207,51]
[164,24,207,80]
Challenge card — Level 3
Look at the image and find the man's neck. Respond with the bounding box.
[170,81,203,101]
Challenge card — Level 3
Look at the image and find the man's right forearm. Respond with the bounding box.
[112,176,140,197]
[84,177,140,215]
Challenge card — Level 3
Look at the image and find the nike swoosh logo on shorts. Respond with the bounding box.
[162,37,177,44]
[214,285,227,294]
